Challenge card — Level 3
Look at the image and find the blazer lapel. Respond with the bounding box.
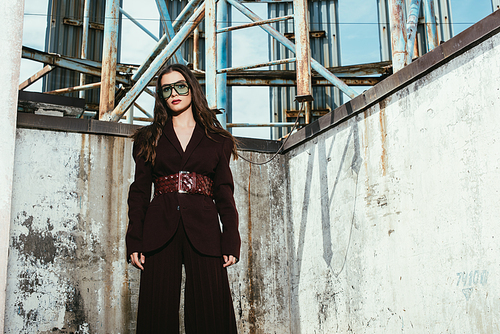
[162,118,183,157]
[180,123,204,168]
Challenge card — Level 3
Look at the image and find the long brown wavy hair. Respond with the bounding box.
[132,64,238,164]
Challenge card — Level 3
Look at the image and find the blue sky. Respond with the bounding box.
[20,0,496,139]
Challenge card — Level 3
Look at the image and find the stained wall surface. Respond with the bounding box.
[283,31,500,333]
[6,17,500,334]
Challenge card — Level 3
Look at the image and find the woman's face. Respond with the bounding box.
[160,71,192,116]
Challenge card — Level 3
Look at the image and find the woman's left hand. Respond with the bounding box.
[223,255,237,268]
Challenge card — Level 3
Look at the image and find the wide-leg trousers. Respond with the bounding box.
[136,220,238,334]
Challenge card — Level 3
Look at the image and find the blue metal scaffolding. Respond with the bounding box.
[18,0,499,138]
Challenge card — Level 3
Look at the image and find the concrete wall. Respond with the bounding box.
[6,131,139,333]
[6,17,500,334]
[282,31,500,333]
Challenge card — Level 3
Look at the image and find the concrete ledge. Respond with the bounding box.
[283,9,500,152]
[16,112,281,153]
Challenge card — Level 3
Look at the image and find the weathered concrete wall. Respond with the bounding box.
[283,31,500,332]
[7,130,139,333]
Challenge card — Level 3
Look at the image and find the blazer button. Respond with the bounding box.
[177,206,180,210]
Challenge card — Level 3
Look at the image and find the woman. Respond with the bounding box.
[126,63,240,333]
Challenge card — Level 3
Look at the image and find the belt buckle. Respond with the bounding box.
[178,171,189,193]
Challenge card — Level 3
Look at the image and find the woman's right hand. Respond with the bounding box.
[130,252,145,270]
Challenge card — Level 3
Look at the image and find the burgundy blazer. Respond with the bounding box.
[126,119,241,260]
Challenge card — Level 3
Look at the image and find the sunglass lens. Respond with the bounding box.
[174,83,189,95]
[162,86,172,99]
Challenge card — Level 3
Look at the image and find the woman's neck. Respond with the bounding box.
[172,109,196,129]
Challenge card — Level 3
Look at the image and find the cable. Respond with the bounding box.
[237,102,304,165]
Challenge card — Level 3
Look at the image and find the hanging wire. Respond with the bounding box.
[237,102,304,165]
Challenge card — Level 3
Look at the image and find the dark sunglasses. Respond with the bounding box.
[161,81,190,99]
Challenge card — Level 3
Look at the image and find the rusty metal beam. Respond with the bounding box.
[99,0,120,120]
[217,15,294,33]
[21,47,132,85]
[293,0,313,102]
[219,58,296,73]
[226,0,357,98]
[223,77,381,86]
[46,82,102,95]
[19,65,54,90]
[193,27,200,70]
[109,3,206,121]
[389,0,408,72]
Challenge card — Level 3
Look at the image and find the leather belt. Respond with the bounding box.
[154,171,214,198]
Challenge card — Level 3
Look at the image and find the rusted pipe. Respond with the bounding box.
[19,65,54,90]
[219,58,296,73]
[406,0,421,60]
[193,27,200,70]
[389,0,408,72]
[46,82,101,94]
[217,15,294,34]
[293,0,313,102]
[80,0,91,99]
[99,0,120,120]
[423,0,439,51]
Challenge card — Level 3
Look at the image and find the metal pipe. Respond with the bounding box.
[217,0,228,128]
[21,47,131,85]
[172,0,204,32]
[293,0,313,102]
[377,0,392,61]
[219,58,296,73]
[217,15,294,33]
[126,105,134,124]
[389,0,408,72]
[19,65,54,90]
[423,0,438,51]
[406,0,421,60]
[119,7,159,41]
[193,27,200,70]
[209,77,382,86]
[109,3,206,121]
[0,0,24,330]
[155,0,185,64]
[304,101,311,124]
[131,0,202,82]
[228,122,297,127]
[133,102,153,118]
[206,0,217,110]
[99,0,120,120]
[80,0,91,99]
[226,0,357,98]
[46,82,102,94]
